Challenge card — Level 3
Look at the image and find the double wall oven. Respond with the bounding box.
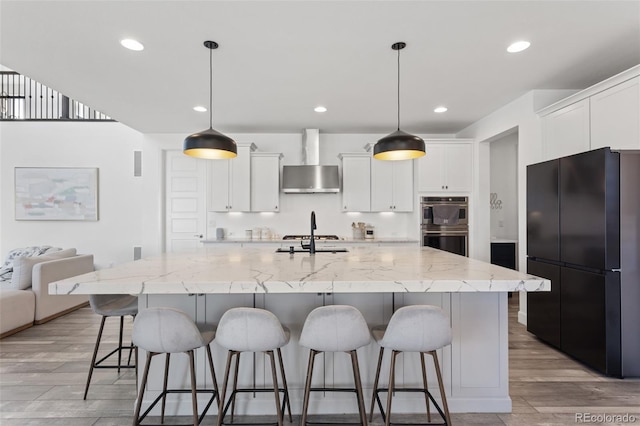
[421,196,469,257]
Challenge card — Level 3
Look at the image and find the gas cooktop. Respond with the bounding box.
[282,235,340,240]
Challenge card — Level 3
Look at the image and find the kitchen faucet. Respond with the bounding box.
[309,211,316,254]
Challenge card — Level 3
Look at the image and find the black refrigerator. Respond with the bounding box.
[526,147,640,378]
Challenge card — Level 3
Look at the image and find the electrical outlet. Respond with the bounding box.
[499,220,504,228]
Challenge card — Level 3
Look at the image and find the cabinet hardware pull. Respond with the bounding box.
[194,234,203,238]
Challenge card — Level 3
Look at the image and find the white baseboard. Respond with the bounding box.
[518,310,527,326]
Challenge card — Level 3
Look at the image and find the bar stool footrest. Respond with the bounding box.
[137,388,218,426]
[219,387,288,426]
[93,345,136,369]
[373,387,448,426]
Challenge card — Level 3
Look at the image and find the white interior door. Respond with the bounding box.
[165,151,207,252]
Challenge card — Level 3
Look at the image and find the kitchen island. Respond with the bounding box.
[50,246,549,417]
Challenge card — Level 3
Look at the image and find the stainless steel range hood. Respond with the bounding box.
[282,129,340,193]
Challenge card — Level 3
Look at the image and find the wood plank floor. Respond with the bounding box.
[1,295,639,425]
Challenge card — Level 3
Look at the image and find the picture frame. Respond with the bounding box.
[15,167,99,221]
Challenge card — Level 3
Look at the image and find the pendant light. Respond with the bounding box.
[373,42,425,161]
[183,41,237,159]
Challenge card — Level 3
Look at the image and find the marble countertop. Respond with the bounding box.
[201,238,419,244]
[50,246,549,295]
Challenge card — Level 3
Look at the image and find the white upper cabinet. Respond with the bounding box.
[542,98,591,160]
[209,144,255,212]
[538,66,640,158]
[371,159,413,212]
[590,76,640,150]
[418,141,473,193]
[339,153,371,212]
[251,153,282,212]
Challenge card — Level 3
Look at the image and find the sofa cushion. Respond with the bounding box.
[0,289,36,336]
[11,249,77,290]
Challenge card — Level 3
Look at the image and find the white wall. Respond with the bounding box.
[456,89,576,324]
[0,121,144,268]
[490,132,518,241]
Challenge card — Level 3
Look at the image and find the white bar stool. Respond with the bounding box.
[369,305,453,426]
[84,294,138,400]
[132,307,219,426]
[299,305,371,426]
[214,307,292,426]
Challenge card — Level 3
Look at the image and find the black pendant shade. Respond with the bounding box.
[373,129,426,161]
[183,40,237,159]
[373,41,425,161]
[184,127,237,159]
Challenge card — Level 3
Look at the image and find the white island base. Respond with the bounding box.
[138,291,511,417]
[50,246,548,417]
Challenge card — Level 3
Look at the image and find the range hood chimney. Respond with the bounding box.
[282,129,340,193]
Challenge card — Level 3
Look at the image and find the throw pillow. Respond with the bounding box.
[11,249,77,290]
[0,245,58,281]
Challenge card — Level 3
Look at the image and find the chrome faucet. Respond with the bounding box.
[310,211,316,254]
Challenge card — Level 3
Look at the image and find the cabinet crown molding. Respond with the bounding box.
[537,64,640,117]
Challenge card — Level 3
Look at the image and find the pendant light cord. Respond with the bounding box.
[209,46,213,129]
[396,46,401,131]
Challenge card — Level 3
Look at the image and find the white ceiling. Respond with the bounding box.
[1,1,639,135]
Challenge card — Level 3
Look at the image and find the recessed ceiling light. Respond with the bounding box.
[314,106,327,113]
[507,41,530,53]
[434,106,448,113]
[193,106,207,112]
[120,38,144,51]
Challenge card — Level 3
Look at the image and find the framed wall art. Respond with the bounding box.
[15,167,99,221]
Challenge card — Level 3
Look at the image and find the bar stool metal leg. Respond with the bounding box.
[161,353,171,423]
[420,352,432,423]
[267,350,284,426]
[349,350,368,426]
[300,349,317,426]
[230,351,241,423]
[188,350,199,426]
[430,351,452,426]
[84,316,106,400]
[369,347,384,422]
[277,348,293,422]
[205,345,221,407]
[385,350,399,426]
[217,350,236,426]
[118,316,125,373]
[132,351,154,426]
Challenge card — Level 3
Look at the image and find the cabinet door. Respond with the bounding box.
[229,146,251,211]
[251,154,281,212]
[391,160,414,211]
[209,160,231,211]
[443,144,472,192]
[542,98,590,160]
[341,155,371,212]
[590,76,640,150]
[370,159,394,211]
[418,144,445,192]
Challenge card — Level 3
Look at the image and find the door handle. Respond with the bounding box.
[194,234,203,238]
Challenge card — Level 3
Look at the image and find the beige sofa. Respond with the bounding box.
[0,254,94,338]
